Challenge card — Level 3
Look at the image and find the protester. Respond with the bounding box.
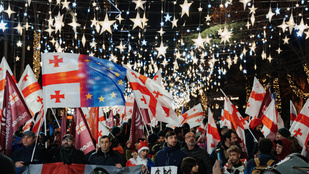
[223,145,246,174]
[181,132,212,174]
[244,138,277,174]
[155,131,187,174]
[180,157,199,174]
[277,127,301,153]
[126,140,154,174]
[274,138,292,161]
[246,118,264,159]
[210,129,239,166]
[48,134,85,164]
[0,153,15,174]
[88,136,123,168]
[12,131,46,174]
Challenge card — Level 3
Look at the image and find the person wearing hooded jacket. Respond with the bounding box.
[155,131,187,174]
[274,138,292,161]
[246,118,264,159]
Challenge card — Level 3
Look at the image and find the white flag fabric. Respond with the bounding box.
[206,108,221,155]
[290,99,309,148]
[179,103,204,128]
[126,67,179,127]
[245,77,266,119]
[153,69,163,86]
[18,65,43,116]
[124,94,134,122]
[290,100,297,127]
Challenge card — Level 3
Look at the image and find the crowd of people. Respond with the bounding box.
[0,117,308,174]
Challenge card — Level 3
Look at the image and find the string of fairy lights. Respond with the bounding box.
[0,0,308,114]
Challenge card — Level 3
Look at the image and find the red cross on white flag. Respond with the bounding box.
[207,107,221,155]
[290,100,297,126]
[179,103,205,128]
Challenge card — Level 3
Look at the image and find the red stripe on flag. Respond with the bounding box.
[181,112,204,124]
[42,70,79,86]
[295,114,309,128]
[261,115,278,133]
[250,91,264,101]
[22,82,42,98]
[207,125,221,140]
[0,75,15,91]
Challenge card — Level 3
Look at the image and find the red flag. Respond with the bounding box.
[74,108,96,155]
[245,77,266,119]
[290,100,297,126]
[82,107,99,142]
[130,100,145,151]
[207,108,221,154]
[257,87,271,118]
[106,110,114,128]
[31,105,45,136]
[0,71,32,155]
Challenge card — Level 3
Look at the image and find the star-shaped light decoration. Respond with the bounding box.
[132,0,146,10]
[249,5,257,14]
[261,50,267,60]
[155,42,168,58]
[192,33,206,49]
[267,55,272,63]
[283,35,290,44]
[233,54,238,64]
[16,40,22,47]
[205,14,211,22]
[130,12,143,30]
[175,51,181,59]
[56,0,61,5]
[179,0,193,17]
[205,35,212,44]
[276,47,282,54]
[275,7,280,15]
[266,7,275,23]
[278,19,288,32]
[164,13,172,22]
[109,54,118,63]
[157,28,165,36]
[171,16,178,28]
[48,15,54,27]
[239,0,251,10]
[54,12,64,33]
[198,7,203,12]
[98,14,116,34]
[81,34,86,47]
[45,25,54,36]
[116,14,124,23]
[161,58,168,67]
[68,16,81,32]
[141,39,147,46]
[90,40,97,48]
[16,56,20,61]
[91,17,98,26]
[141,13,148,28]
[250,13,255,26]
[305,30,309,40]
[4,5,16,19]
[287,13,295,34]
[226,57,233,68]
[14,22,23,35]
[295,18,309,36]
[61,0,70,9]
[192,56,198,64]
[50,38,56,45]
[242,47,247,55]
[0,20,7,31]
[219,26,233,44]
[250,42,256,52]
[246,21,251,29]
[116,41,126,53]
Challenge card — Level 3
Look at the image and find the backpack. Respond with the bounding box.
[251,158,275,174]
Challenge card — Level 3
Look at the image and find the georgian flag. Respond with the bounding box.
[261,99,284,141]
[153,69,163,86]
[290,100,297,126]
[206,107,221,155]
[245,77,266,119]
[179,103,205,128]
[18,65,43,116]
[126,67,179,127]
[290,99,309,148]
[124,94,134,123]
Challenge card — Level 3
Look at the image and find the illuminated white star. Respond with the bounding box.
[283,35,289,44]
[16,40,22,47]
[287,13,295,34]
[91,17,98,26]
[171,16,178,28]
[175,51,181,59]
[0,20,7,31]
[116,14,124,23]
[246,21,251,29]
[157,28,165,36]
[266,7,275,23]
[48,15,54,27]
[155,42,168,58]
[50,38,56,45]
[14,22,23,35]
[295,18,309,36]
[198,7,203,12]
[276,47,282,54]
[250,42,256,52]
[141,13,148,28]
[192,33,206,49]
[161,58,168,67]
[81,34,86,47]
[132,0,146,10]
[4,5,15,19]
[249,5,257,14]
[61,0,70,9]
[116,41,126,53]
[45,25,54,36]
[68,17,81,32]
[250,13,255,26]
[130,12,143,30]
[305,30,309,40]
[109,54,118,63]
[98,14,115,34]
[164,13,172,22]
[278,19,288,32]
[205,35,212,44]
[242,47,247,55]
[261,50,267,59]
[54,12,64,33]
[219,26,233,44]
[205,14,211,22]
[90,40,97,48]
[267,55,272,63]
[179,0,193,17]
[239,0,251,10]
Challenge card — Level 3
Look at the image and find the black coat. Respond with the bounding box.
[181,145,212,174]
[48,146,85,164]
[87,148,123,166]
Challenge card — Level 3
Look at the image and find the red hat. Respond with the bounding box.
[249,118,263,130]
[138,140,149,153]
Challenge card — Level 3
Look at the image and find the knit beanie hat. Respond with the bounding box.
[138,140,149,153]
[278,128,291,138]
[249,118,263,130]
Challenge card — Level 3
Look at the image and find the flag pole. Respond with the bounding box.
[44,106,48,149]
[30,136,38,162]
[220,89,258,143]
[51,108,61,128]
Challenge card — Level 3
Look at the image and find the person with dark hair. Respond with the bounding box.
[210,129,239,166]
[12,131,46,174]
[155,131,187,174]
[157,131,165,147]
[181,157,199,174]
[274,138,292,161]
[244,138,277,174]
[246,118,264,159]
[181,132,212,174]
[88,136,123,168]
[277,127,301,153]
[223,145,245,174]
[182,123,190,130]
[48,134,85,164]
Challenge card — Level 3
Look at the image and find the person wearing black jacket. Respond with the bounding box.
[88,136,123,168]
[181,132,212,174]
[48,134,85,164]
